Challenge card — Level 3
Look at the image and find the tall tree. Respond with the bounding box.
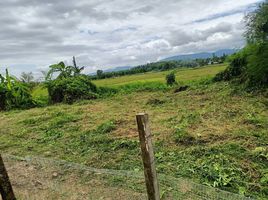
[245,0,268,43]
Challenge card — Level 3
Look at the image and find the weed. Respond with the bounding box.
[173,128,196,145]
[95,121,116,134]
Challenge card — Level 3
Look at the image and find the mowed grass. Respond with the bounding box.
[92,64,227,87]
[1,64,267,198]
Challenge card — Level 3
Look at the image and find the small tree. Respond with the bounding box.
[96,70,104,78]
[166,72,176,86]
[20,72,34,83]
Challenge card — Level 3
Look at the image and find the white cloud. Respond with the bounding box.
[0,0,263,77]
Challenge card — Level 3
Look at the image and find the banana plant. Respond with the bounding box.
[46,62,74,80]
[0,69,34,110]
[46,58,84,81]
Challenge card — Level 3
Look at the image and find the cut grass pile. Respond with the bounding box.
[1,80,267,199]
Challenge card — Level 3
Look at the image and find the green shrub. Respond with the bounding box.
[47,75,98,104]
[214,44,268,87]
[213,51,247,82]
[195,154,246,191]
[246,43,268,86]
[166,72,176,86]
[214,1,268,88]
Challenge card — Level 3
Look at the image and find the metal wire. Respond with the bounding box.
[2,154,254,200]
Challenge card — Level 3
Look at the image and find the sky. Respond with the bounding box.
[0,0,264,78]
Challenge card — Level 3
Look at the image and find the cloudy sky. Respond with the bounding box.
[0,0,264,77]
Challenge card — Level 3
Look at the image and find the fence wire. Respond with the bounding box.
[1,154,253,200]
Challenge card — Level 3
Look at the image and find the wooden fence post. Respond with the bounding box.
[136,113,160,200]
[0,154,16,200]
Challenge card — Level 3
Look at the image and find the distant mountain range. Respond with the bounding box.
[90,49,239,74]
[104,66,132,72]
[162,49,239,61]
[89,66,132,75]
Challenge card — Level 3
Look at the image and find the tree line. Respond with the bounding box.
[91,55,226,80]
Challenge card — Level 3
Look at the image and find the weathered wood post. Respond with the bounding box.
[136,113,160,200]
[0,154,16,200]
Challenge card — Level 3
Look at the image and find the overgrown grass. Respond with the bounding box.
[31,64,226,102]
[1,80,267,198]
[1,64,267,198]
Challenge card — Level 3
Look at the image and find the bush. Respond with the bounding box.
[246,43,268,86]
[213,51,247,82]
[215,1,268,88]
[166,72,176,86]
[47,75,98,104]
[214,43,268,87]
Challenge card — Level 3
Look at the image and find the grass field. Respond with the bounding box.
[92,64,227,87]
[31,64,227,100]
[1,64,268,199]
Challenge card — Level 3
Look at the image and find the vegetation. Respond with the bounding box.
[1,2,267,199]
[31,64,226,103]
[93,64,227,87]
[20,72,34,83]
[91,55,226,80]
[166,71,176,86]
[45,61,98,104]
[47,75,98,104]
[0,69,34,110]
[215,1,268,88]
[1,78,267,198]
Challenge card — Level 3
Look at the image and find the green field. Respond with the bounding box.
[31,64,227,99]
[1,64,267,199]
[93,64,227,87]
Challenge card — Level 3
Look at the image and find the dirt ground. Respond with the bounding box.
[1,156,146,200]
